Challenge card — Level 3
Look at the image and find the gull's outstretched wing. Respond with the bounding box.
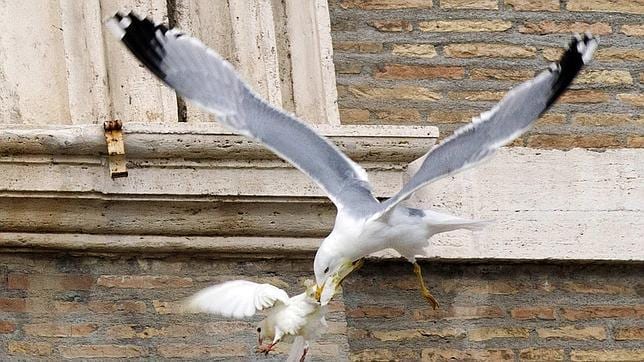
[376,34,598,218]
[185,280,290,319]
[106,12,379,217]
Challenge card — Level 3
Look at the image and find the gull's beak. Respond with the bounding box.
[315,284,323,301]
[318,259,365,305]
[337,258,364,285]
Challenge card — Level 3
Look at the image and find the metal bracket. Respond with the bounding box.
[103,120,128,178]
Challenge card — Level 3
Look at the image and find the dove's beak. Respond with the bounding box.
[315,284,323,301]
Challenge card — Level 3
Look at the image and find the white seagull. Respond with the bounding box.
[107,12,598,308]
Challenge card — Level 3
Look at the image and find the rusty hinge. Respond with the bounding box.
[103,120,128,178]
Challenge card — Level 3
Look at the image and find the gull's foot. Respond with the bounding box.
[413,262,440,310]
[256,343,276,355]
[421,287,440,310]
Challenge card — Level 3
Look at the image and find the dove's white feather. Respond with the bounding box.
[186,280,290,319]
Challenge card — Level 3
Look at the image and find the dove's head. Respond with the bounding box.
[314,243,364,304]
[256,320,273,346]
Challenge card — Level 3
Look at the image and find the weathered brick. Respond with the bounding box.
[334,41,383,53]
[444,43,536,58]
[340,108,370,124]
[60,344,148,358]
[419,20,511,32]
[511,307,556,320]
[519,21,611,35]
[428,110,480,124]
[348,327,370,339]
[374,109,421,123]
[106,321,250,339]
[368,20,412,32]
[339,0,432,10]
[97,275,192,288]
[527,134,621,149]
[442,279,523,294]
[440,0,497,10]
[372,327,465,341]
[621,24,644,36]
[374,64,464,80]
[345,85,442,101]
[8,273,93,290]
[468,327,530,341]
[88,300,147,313]
[537,113,567,125]
[571,349,644,361]
[506,0,560,11]
[157,343,248,358]
[470,68,534,81]
[392,44,437,58]
[152,300,187,315]
[558,90,610,103]
[596,48,644,62]
[519,348,565,361]
[561,305,644,321]
[335,62,362,74]
[627,135,644,147]
[537,325,606,340]
[543,47,564,61]
[448,90,505,101]
[618,93,644,107]
[0,320,16,333]
[422,348,514,361]
[413,306,504,320]
[346,305,405,318]
[352,348,417,361]
[567,0,644,14]
[573,114,642,127]
[8,341,52,357]
[0,297,26,312]
[24,322,97,337]
[576,70,633,85]
[615,327,644,340]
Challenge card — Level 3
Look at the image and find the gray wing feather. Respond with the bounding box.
[376,34,598,219]
[107,12,379,216]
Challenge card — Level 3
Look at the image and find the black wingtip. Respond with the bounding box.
[106,11,170,80]
[545,33,599,109]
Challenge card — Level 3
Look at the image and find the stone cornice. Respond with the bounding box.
[0,123,438,253]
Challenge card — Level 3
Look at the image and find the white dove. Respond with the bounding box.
[107,12,598,308]
[186,279,323,361]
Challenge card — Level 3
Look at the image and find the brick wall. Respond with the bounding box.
[1,253,642,360]
[0,253,349,360]
[344,261,643,361]
[330,0,643,148]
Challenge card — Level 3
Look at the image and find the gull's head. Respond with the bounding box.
[314,244,363,304]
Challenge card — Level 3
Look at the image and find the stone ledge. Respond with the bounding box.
[0,122,437,239]
[0,123,438,162]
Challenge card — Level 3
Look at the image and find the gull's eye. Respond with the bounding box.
[324,267,329,273]
[257,327,261,333]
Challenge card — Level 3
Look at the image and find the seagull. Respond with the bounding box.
[106,12,598,309]
[186,260,361,361]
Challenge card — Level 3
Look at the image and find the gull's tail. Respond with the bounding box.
[423,209,492,234]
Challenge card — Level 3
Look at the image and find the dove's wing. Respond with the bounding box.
[186,280,290,319]
[375,34,598,218]
[106,12,380,218]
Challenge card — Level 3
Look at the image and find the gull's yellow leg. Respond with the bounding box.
[413,262,439,310]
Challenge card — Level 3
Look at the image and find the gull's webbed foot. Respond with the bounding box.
[413,262,440,310]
